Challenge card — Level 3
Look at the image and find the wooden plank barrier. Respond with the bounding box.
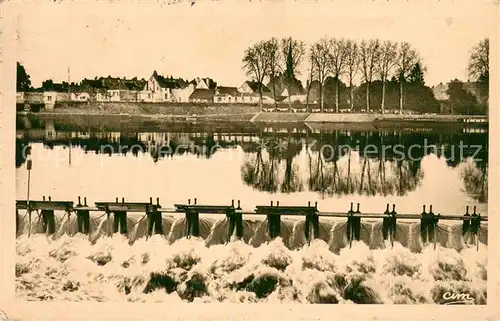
[15,197,487,250]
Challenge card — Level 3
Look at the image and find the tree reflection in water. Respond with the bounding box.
[243,131,428,198]
[460,157,488,203]
[242,131,303,193]
[15,115,488,203]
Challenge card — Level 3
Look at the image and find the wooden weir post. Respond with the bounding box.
[459,205,485,250]
[429,206,440,250]
[227,200,243,241]
[75,197,91,234]
[420,205,440,248]
[462,206,470,237]
[346,203,361,248]
[419,205,428,244]
[382,204,391,241]
[347,203,353,248]
[382,204,397,247]
[146,197,163,237]
[470,206,481,251]
[174,199,237,238]
[304,202,319,244]
[389,204,397,248]
[174,198,200,238]
[114,198,128,235]
[254,202,319,242]
[27,199,74,236]
[95,199,153,237]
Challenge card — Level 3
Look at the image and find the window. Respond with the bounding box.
[47,96,52,102]
[218,97,222,102]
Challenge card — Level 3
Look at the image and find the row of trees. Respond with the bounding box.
[242,37,425,113]
[309,38,423,113]
[242,37,490,114]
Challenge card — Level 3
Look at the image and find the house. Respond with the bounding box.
[214,86,240,103]
[239,81,271,95]
[145,71,184,102]
[239,93,260,104]
[71,92,91,102]
[95,92,109,102]
[191,78,208,89]
[80,77,144,102]
[280,87,306,103]
[171,83,196,103]
[238,81,273,104]
[101,77,138,102]
[56,92,71,102]
[106,90,123,102]
[43,92,58,109]
[190,77,217,90]
[138,90,154,102]
[189,88,215,103]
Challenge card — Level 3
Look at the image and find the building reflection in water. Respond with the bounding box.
[15,116,488,203]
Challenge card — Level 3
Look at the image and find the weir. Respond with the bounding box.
[15,197,488,251]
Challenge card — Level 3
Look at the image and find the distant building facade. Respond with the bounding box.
[214,86,240,103]
[189,88,215,103]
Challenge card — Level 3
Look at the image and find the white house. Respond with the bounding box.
[280,88,306,103]
[43,91,58,110]
[192,77,209,89]
[70,92,90,101]
[238,81,274,104]
[214,86,240,103]
[106,90,122,102]
[188,89,215,103]
[95,92,109,102]
[138,90,154,102]
[171,83,195,103]
[144,71,183,102]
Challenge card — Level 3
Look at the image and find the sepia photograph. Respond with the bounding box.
[2,0,497,316]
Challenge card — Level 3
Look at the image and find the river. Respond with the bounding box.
[15,115,488,303]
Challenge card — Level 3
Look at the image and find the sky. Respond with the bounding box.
[14,0,497,89]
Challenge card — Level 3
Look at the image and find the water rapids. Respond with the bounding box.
[16,213,487,304]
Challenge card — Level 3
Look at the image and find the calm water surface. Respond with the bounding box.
[15,115,488,216]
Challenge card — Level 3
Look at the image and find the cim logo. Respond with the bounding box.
[0,310,9,321]
[442,291,475,305]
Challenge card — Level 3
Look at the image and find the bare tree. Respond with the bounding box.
[310,38,332,112]
[281,37,306,111]
[396,42,419,114]
[359,39,380,112]
[242,41,270,110]
[329,38,348,112]
[344,39,359,112]
[264,38,282,110]
[468,38,489,84]
[377,40,398,113]
[305,54,314,112]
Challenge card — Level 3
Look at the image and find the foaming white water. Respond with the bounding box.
[16,235,487,303]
